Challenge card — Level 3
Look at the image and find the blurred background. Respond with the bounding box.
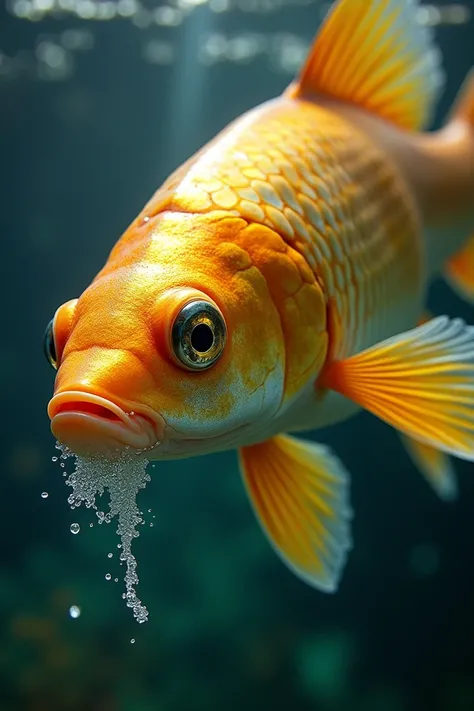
[1,0,474,709]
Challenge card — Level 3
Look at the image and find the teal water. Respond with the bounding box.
[1,1,474,709]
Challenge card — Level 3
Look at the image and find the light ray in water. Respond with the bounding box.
[57,443,151,624]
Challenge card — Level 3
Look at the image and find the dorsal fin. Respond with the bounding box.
[288,0,445,131]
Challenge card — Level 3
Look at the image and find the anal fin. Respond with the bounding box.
[400,433,458,501]
[444,233,474,304]
[239,435,352,593]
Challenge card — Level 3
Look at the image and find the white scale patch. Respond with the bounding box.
[57,443,151,624]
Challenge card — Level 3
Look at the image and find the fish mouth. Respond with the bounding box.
[48,391,163,458]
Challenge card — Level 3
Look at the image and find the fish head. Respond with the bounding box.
[46,212,286,459]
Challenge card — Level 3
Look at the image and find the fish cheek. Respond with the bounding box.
[154,266,285,434]
[150,363,241,436]
[222,266,285,419]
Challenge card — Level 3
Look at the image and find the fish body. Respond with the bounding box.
[170,95,424,355]
[89,96,424,437]
[46,0,474,592]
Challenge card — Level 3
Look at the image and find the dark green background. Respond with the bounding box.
[1,1,473,709]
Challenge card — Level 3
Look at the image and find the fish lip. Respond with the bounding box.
[48,390,163,455]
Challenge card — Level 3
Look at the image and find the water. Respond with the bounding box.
[3,0,474,709]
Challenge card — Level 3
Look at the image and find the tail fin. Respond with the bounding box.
[447,69,474,125]
[287,0,445,131]
[443,71,474,304]
[445,234,474,304]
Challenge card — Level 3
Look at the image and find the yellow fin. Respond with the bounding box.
[400,434,458,502]
[289,0,444,131]
[417,311,433,327]
[444,234,474,305]
[321,316,474,461]
[448,68,474,126]
[239,435,352,593]
[405,309,458,500]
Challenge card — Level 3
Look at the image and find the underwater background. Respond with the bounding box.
[2,0,474,709]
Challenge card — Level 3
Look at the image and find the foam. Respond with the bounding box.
[57,443,151,624]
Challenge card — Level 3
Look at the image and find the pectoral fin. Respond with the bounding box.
[239,435,352,593]
[321,316,474,461]
[444,233,474,305]
[400,434,458,501]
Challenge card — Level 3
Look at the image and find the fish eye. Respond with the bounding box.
[171,300,226,371]
[43,319,58,370]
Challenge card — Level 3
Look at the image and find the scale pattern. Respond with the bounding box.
[140,97,423,381]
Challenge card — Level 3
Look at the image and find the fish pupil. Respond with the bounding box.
[190,323,214,353]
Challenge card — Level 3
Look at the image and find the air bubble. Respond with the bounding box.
[107,552,113,558]
[70,523,80,534]
[130,638,135,644]
[41,491,49,499]
[61,445,151,623]
[105,573,112,581]
[68,605,81,618]
[52,456,58,462]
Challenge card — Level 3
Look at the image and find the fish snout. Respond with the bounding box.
[48,391,164,458]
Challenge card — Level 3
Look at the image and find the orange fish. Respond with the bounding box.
[45,0,474,593]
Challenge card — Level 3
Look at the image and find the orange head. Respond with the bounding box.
[45,212,287,459]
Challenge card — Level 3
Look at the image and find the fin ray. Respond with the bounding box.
[400,434,458,501]
[322,316,474,461]
[239,435,352,592]
[290,0,444,130]
[444,234,474,305]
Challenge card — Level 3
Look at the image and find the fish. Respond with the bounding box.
[45,0,474,594]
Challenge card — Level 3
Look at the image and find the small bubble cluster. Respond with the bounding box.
[7,0,320,25]
[3,2,467,83]
[200,32,309,74]
[57,443,151,624]
[7,0,470,25]
[0,28,93,82]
